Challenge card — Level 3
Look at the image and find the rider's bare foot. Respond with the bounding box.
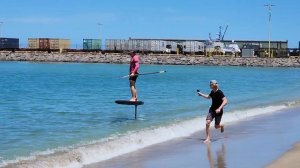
[129,98,138,101]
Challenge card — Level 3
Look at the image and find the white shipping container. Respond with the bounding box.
[183,41,191,53]
[116,40,122,51]
[183,41,204,53]
[150,40,158,52]
[121,40,128,51]
[196,41,205,52]
[129,40,143,51]
[128,40,134,51]
[105,39,112,50]
[205,41,225,53]
[142,40,150,52]
[150,40,166,52]
[166,41,177,53]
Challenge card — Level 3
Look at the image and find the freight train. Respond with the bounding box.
[105,39,205,55]
[0,37,298,57]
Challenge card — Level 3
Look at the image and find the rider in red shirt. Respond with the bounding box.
[129,51,140,101]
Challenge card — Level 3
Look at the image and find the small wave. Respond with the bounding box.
[1,101,298,168]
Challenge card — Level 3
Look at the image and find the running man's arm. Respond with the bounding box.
[198,92,211,99]
[216,97,228,113]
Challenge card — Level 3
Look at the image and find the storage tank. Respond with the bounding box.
[83,39,101,50]
[0,38,19,49]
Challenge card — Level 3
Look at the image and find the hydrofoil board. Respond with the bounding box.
[115,100,144,106]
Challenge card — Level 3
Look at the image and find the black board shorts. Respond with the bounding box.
[129,74,138,82]
[206,108,223,126]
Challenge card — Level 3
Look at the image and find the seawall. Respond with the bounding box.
[1,51,300,67]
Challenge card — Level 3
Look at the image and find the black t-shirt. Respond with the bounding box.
[209,89,225,111]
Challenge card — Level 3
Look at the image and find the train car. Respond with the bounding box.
[49,39,59,50]
[128,39,151,53]
[28,38,70,52]
[182,41,204,55]
[28,38,39,49]
[105,39,128,53]
[105,39,114,51]
[0,38,19,50]
[39,38,50,50]
[165,41,177,54]
[83,39,101,51]
[149,40,166,53]
[205,41,225,55]
[58,39,71,50]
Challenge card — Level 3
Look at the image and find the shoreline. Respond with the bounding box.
[84,105,300,168]
[4,105,300,168]
[1,51,300,67]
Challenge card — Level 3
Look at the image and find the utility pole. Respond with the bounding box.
[97,23,103,49]
[264,3,275,58]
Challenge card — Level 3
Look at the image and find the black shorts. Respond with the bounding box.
[206,109,223,126]
[129,74,138,82]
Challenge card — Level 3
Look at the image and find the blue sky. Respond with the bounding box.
[0,0,299,48]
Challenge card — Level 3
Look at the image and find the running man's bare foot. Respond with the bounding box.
[203,139,211,143]
[221,125,224,133]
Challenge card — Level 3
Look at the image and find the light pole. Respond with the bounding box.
[0,21,3,38]
[264,3,275,58]
[97,23,103,49]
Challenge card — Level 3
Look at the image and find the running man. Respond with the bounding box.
[197,80,227,143]
[129,51,140,101]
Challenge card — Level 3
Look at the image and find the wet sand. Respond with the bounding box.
[266,141,300,168]
[85,106,300,168]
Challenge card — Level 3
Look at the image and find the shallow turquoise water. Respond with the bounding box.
[0,61,300,164]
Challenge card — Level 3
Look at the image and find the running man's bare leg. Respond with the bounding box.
[204,120,212,143]
[215,124,225,133]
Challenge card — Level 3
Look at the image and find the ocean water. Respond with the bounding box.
[0,61,300,167]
